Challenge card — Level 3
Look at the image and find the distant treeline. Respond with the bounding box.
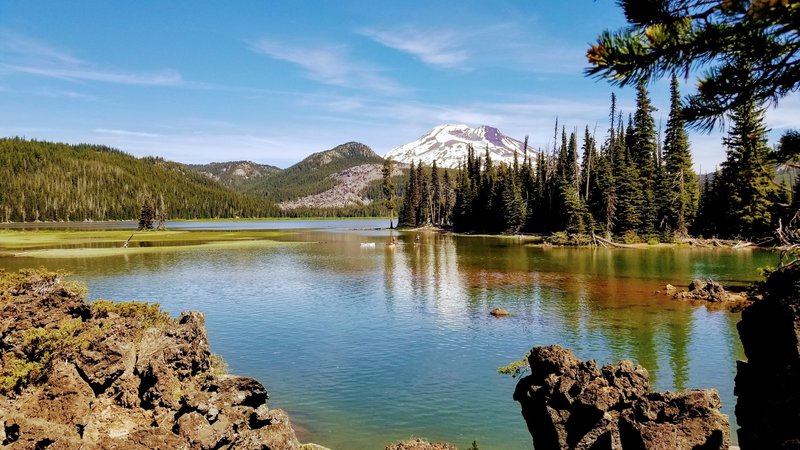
[0,138,280,222]
[397,77,798,242]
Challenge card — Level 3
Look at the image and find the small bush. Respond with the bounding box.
[0,268,86,302]
[0,353,42,393]
[498,350,532,378]
[91,299,170,328]
[1,317,89,394]
[621,230,641,244]
[210,354,228,375]
[547,232,593,246]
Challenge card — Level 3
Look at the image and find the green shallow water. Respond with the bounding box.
[0,220,776,449]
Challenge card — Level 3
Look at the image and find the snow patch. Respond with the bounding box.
[384,124,530,169]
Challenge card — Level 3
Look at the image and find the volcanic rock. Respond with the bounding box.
[735,263,800,449]
[513,345,730,449]
[0,269,304,450]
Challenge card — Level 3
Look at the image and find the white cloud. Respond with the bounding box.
[3,64,183,86]
[0,30,82,65]
[358,27,469,69]
[94,128,160,138]
[766,92,800,132]
[0,31,183,87]
[357,21,586,75]
[249,39,405,95]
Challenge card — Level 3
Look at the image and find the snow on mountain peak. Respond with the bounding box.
[384,124,528,169]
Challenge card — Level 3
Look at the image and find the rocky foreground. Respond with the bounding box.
[513,345,730,450]
[0,269,311,449]
[736,263,800,449]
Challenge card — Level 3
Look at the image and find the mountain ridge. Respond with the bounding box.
[186,161,281,188]
[242,141,385,203]
[0,138,277,222]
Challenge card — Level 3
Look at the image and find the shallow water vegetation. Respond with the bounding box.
[497,350,532,379]
[0,229,304,259]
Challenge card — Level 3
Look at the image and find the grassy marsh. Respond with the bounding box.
[0,229,306,258]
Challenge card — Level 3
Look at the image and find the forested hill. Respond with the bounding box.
[186,160,281,188]
[242,141,385,201]
[0,138,278,222]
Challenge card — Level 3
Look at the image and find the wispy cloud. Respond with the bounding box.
[3,64,182,86]
[94,128,160,137]
[357,22,585,75]
[0,30,183,87]
[358,27,469,70]
[766,92,800,131]
[249,39,405,95]
[0,30,82,65]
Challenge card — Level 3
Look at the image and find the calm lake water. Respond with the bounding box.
[0,219,777,449]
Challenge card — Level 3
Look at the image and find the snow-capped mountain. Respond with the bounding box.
[384,124,528,168]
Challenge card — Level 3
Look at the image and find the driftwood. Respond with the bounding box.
[592,233,635,248]
[679,237,756,248]
[122,233,134,248]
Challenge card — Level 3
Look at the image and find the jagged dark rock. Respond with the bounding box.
[661,278,753,311]
[736,263,800,449]
[513,345,730,450]
[0,269,307,450]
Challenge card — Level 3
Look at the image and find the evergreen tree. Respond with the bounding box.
[430,160,441,225]
[478,147,496,231]
[695,172,729,237]
[595,94,619,238]
[580,126,597,202]
[138,193,154,230]
[398,161,417,227]
[719,97,777,239]
[632,80,658,235]
[566,131,578,188]
[499,165,525,233]
[381,158,396,228]
[587,0,800,129]
[562,184,592,235]
[663,75,699,236]
[615,120,644,235]
[442,169,454,226]
[417,163,430,226]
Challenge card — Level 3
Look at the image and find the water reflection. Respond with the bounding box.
[0,222,777,449]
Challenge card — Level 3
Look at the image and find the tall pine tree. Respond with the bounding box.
[663,75,699,237]
[631,80,658,236]
[718,97,777,239]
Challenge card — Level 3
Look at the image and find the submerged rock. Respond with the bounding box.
[490,307,510,317]
[513,345,730,450]
[386,438,458,450]
[0,269,303,449]
[736,264,800,449]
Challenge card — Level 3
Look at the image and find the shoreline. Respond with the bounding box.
[399,225,772,250]
[0,216,390,227]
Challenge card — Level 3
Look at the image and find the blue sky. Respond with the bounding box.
[1,1,796,170]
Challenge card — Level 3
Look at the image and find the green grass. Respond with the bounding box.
[0,229,308,258]
[168,216,388,222]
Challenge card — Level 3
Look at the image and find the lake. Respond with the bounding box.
[0,219,776,449]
